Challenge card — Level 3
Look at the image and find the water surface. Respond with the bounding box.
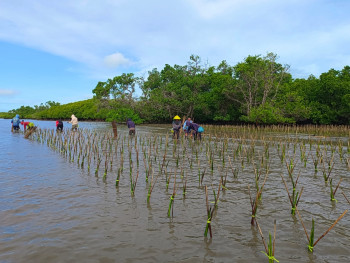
[1,119,349,263]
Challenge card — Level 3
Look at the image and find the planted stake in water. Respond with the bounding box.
[280,174,303,215]
[256,219,279,263]
[312,210,348,249]
[296,207,348,252]
[330,178,342,202]
[167,172,177,218]
[248,173,268,225]
[204,186,213,238]
[342,191,350,205]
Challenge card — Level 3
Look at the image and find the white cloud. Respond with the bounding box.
[0,89,18,96]
[0,0,349,79]
[103,52,131,68]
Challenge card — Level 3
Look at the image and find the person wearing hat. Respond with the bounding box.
[11,114,21,131]
[172,115,182,139]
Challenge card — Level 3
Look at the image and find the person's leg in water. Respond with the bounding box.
[193,131,198,140]
[173,129,178,139]
[176,129,180,139]
[57,124,63,132]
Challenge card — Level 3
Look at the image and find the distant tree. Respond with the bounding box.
[225,52,291,115]
[92,73,141,122]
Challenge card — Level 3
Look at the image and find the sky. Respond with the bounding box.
[0,0,349,112]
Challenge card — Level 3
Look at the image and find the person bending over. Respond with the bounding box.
[126,118,136,135]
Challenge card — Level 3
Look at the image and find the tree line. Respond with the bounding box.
[1,53,349,124]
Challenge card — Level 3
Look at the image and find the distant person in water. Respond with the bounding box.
[187,122,204,141]
[23,121,36,134]
[11,114,20,131]
[126,118,136,135]
[27,122,35,130]
[69,114,78,131]
[23,122,36,138]
[56,120,63,131]
[172,115,182,139]
[183,117,193,138]
[20,120,31,131]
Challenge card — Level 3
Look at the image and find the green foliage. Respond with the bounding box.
[31,99,143,123]
[225,52,291,115]
[0,112,14,118]
[105,107,143,124]
[240,103,294,124]
[3,54,349,125]
[93,73,137,101]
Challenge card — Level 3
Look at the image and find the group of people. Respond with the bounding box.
[55,114,79,131]
[172,116,204,141]
[12,114,203,140]
[125,116,203,141]
[11,114,35,132]
[11,114,79,133]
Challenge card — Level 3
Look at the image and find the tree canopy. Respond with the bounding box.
[1,53,349,125]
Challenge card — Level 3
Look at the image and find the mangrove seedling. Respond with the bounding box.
[248,173,268,226]
[329,178,342,202]
[256,219,279,263]
[204,186,215,238]
[280,174,303,215]
[296,207,348,252]
[167,172,177,218]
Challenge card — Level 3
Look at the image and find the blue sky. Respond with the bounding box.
[0,0,349,112]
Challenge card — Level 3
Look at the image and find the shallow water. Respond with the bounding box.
[1,119,350,263]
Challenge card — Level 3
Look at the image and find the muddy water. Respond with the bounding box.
[1,119,350,263]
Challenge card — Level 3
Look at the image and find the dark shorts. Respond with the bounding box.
[57,124,63,130]
[129,128,135,135]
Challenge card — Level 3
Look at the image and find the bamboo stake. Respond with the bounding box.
[295,207,310,242]
[256,219,268,254]
[312,210,348,247]
[342,191,350,205]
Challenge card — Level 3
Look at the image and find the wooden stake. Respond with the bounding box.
[342,191,350,205]
[295,207,310,242]
[256,219,268,254]
[313,210,348,247]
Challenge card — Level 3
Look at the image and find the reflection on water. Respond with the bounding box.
[0,119,349,263]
